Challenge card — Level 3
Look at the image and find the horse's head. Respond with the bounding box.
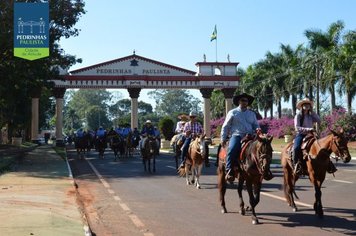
[256,134,274,180]
[190,134,206,157]
[330,128,351,163]
[146,135,157,154]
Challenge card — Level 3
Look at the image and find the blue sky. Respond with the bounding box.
[60,0,356,112]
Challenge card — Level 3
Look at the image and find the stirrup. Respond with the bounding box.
[225,169,235,183]
[293,162,302,175]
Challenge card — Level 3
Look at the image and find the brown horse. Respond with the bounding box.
[281,129,351,218]
[178,134,206,189]
[217,134,274,224]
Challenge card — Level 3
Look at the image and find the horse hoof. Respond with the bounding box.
[293,207,298,212]
[239,209,245,216]
[221,208,227,214]
[196,185,201,189]
[252,219,259,225]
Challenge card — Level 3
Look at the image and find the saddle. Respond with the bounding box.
[301,133,316,151]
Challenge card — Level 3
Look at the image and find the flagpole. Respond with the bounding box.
[215,37,218,62]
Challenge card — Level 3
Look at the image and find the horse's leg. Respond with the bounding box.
[246,181,259,225]
[218,164,227,213]
[142,158,147,171]
[283,164,298,212]
[313,179,324,218]
[153,155,156,173]
[237,177,245,216]
[185,165,191,185]
[195,164,203,189]
[251,182,262,225]
[147,157,151,173]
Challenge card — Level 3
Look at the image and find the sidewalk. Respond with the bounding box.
[0,145,87,236]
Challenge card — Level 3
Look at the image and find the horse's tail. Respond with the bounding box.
[177,166,186,177]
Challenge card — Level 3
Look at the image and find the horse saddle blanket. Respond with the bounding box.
[301,134,316,150]
[218,145,227,162]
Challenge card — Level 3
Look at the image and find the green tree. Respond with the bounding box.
[304,20,345,114]
[0,0,85,138]
[65,89,111,130]
[148,89,202,116]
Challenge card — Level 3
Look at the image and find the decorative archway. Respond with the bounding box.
[32,53,240,145]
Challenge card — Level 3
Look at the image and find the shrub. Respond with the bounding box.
[262,117,294,138]
[210,117,225,138]
[320,108,356,141]
[158,116,175,141]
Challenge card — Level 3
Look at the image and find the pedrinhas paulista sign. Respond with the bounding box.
[14,2,49,60]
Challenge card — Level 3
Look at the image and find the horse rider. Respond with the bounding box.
[175,114,188,134]
[75,128,85,148]
[96,126,106,140]
[293,98,337,174]
[178,111,203,169]
[221,93,261,183]
[139,120,156,151]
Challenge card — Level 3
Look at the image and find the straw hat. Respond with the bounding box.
[177,114,189,121]
[296,98,314,110]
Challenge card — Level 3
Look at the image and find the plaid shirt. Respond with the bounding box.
[183,121,203,137]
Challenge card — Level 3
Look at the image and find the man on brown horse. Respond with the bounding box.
[220,93,262,183]
[292,98,337,175]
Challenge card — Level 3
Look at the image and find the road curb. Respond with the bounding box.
[64,148,93,236]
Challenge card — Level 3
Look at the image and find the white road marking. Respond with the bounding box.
[86,158,154,236]
[261,191,313,208]
[332,179,353,184]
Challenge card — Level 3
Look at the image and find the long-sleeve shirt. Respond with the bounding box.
[183,121,203,137]
[220,107,260,142]
[294,112,320,134]
[141,126,155,136]
[175,121,185,133]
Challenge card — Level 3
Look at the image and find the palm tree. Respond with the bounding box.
[304,20,345,113]
[337,30,356,114]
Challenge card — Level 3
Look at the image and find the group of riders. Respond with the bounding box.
[73,122,161,155]
[73,92,337,180]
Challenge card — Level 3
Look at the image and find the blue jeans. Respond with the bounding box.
[180,137,191,164]
[226,135,242,171]
[293,133,305,163]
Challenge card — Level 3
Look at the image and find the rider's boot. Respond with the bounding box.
[327,160,337,174]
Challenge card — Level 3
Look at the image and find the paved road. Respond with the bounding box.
[67,147,356,236]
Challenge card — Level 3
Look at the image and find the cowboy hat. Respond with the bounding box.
[189,111,197,117]
[145,120,152,124]
[177,114,189,121]
[296,98,314,110]
[233,93,255,106]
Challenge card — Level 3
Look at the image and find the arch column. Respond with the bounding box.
[53,88,66,147]
[200,88,213,139]
[30,87,41,144]
[128,88,141,130]
[222,88,235,116]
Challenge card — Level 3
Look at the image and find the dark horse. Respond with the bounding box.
[217,133,274,224]
[75,133,90,160]
[171,133,184,169]
[109,134,125,160]
[96,136,107,159]
[141,135,158,173]
[281,129,351,218]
